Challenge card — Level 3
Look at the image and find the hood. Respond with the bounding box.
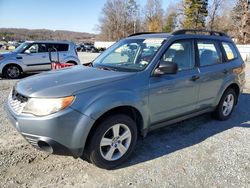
[15,65,135,97]
[0,52,16,59]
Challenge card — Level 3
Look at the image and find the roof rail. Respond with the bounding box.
[129,32,167,37]
[172,29,229,37]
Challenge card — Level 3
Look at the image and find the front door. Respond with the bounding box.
[149,40,199,124]
[20,43,50,71]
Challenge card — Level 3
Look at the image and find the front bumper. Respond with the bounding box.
[5,102,95,158]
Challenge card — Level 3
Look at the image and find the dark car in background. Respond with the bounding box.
[77,43,99,53]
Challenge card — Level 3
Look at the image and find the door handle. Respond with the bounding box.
[222,69,229,74]
[191,75,200,81]
[16,56,22,59]
[42,55,46,58]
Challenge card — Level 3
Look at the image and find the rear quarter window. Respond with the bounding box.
[222,42,238,61]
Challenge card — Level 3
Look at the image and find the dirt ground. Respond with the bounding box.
[0,59,249,188]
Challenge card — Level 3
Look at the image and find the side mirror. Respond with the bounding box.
[24,49,31,54]
[154,61,178,76]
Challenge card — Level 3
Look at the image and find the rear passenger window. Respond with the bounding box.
[47,44,69,52]
[57,44,69,51]
[197,41,222,66]
[38,44,47,52]
[222,42,238,61]
[162,40,194,71]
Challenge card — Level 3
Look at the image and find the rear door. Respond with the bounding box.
[149,39,200,123]
[47,43,69,63]
[195,40,228,109]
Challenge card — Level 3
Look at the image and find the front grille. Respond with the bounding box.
[8,89,28,114]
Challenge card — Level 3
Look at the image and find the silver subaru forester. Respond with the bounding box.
[5,30,246,169]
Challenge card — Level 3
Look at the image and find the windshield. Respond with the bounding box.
[93,38,165,72]
[13,42,30,53]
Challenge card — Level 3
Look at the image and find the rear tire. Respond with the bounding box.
[86,114,137,169]
[214,88,237,121]
[3,64,22,79]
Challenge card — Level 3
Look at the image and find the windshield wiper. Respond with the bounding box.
[94,64,118,71]
[94,63,139,72]
[115,63,131,66]
[84,62,93,67]
[100,66,117,71]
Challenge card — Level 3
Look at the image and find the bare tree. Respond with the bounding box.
[207,0,224,30]
[231,0,250,43]
[98,0,140,41]
[127,0,140,33]
[144,0,164,32]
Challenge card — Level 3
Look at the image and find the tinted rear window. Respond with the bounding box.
[47,43,69,52]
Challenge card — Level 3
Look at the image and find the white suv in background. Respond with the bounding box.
[0,41,80,79]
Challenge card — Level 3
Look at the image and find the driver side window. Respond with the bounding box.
[26,44,39,53]
[162,40,194,71]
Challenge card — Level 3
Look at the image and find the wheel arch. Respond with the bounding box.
[217,83,240,106]
[84,105,144,151]
[66,60,78,65]
[227,83,240,96]
[3,63,23,76]
[63,56,80,65]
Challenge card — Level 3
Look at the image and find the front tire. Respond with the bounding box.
[87,114,137,169]
[214,89,237,121]
[3,64,22,79]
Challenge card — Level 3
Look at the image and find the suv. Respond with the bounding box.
[0,41,80,79]
[5,30,245,169]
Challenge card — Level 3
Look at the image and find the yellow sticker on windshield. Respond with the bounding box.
[143,38,164,44]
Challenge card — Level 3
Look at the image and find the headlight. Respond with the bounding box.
[23,96,75,116]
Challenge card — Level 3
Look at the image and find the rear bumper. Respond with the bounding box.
[5,102,95,158]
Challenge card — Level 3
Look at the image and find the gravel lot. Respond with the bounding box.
[0,55,249,187]
[77,52,100,64]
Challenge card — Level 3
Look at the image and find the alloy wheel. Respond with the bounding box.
[99,123,132,161]
[222,93,234,116]
[6,65,20,79]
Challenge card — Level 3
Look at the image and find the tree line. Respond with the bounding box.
[98,0,250,44]
[0,28,95,43]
